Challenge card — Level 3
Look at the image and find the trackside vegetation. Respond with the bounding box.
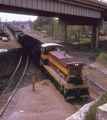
[96,52,107,64]
[85,92,107,120]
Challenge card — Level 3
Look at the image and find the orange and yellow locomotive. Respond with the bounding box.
[40,43,89,99]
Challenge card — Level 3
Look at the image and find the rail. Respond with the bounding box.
[88,78,107,98]
[0,50,23,95]
[89,78,107,92]
[71,55,107,76]
[0,54,29,117]
[89,86,101,96]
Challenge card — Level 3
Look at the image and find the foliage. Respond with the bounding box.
[42,25,52,36]
[67,25,90,45]
[32,16,52,29]
[32,17,61,39]
[80,46,90,51]
[85,92,107,120]
[32,17,107,46]
[90,53,99,60]
[32,16,91,41]
[96,52,107,63]
[53,19,61,40]
[100,22,107,35]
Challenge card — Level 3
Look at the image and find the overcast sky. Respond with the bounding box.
[0,12,37,22]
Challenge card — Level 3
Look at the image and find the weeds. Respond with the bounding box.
[96,52,107,63]
[85,92,107,120]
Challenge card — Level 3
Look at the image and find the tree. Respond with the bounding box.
[53,19,61,40]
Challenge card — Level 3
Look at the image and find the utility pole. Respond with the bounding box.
[78,30,80,49]
[19,18,20,28]
[29,18,30,28]
[0,17,1,30]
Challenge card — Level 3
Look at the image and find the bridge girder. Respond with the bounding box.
[0,0,102,19]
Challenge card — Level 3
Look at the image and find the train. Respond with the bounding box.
[5,24,89,100]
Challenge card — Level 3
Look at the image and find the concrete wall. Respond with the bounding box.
[97,103,107,120]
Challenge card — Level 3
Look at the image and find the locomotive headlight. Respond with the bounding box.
[75,64,79,66]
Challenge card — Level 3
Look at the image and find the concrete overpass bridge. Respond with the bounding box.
[1,0,107,48]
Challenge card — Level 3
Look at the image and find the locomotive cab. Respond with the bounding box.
[40,43,64,65]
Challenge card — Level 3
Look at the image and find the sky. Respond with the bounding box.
[0,12,37,22]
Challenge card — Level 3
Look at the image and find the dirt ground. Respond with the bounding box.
[1,59,76,120]
[0,31,21,49]
[0,27,107,120]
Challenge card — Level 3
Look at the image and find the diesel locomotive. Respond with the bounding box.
[5,24,89,100]
[40,43,89,99]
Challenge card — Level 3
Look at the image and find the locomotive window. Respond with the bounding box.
[47,46,56,51]
[69,67,82,77]
[42,46,64,53]
[46,46,63,52]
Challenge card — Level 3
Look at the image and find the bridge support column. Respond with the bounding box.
[61,22,67,42]
[91,24,99,48]
[58,19,67,42]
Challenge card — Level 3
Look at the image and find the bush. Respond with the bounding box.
[96,52,107,63]
[85,92,107,120]
[90,53,99,60]
[80,46,90,51]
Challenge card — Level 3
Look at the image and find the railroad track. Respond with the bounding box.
[70,55,107,98]
[0,49,22,92]
[71,55,107,75]
[70,78,106,110]
[71,81,106,110]
[88,78,107,98]
[71,100,85,111]
[72,103,80,110]
[0,52,29,117]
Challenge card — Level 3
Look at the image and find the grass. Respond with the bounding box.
[85,92,107,120]
[31,29,37,33]
[96,52,107,63]
[31,28,42,35]
[68,37,91,45]
[68,37,107,62]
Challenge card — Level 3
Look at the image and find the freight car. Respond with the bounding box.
[6,24,22,38]
[5,24,89,100]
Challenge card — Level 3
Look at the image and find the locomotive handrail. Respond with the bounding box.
[82,74,88,83]
[64,74,88,95]
[59,73,64,90]
[64,75,75,95]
